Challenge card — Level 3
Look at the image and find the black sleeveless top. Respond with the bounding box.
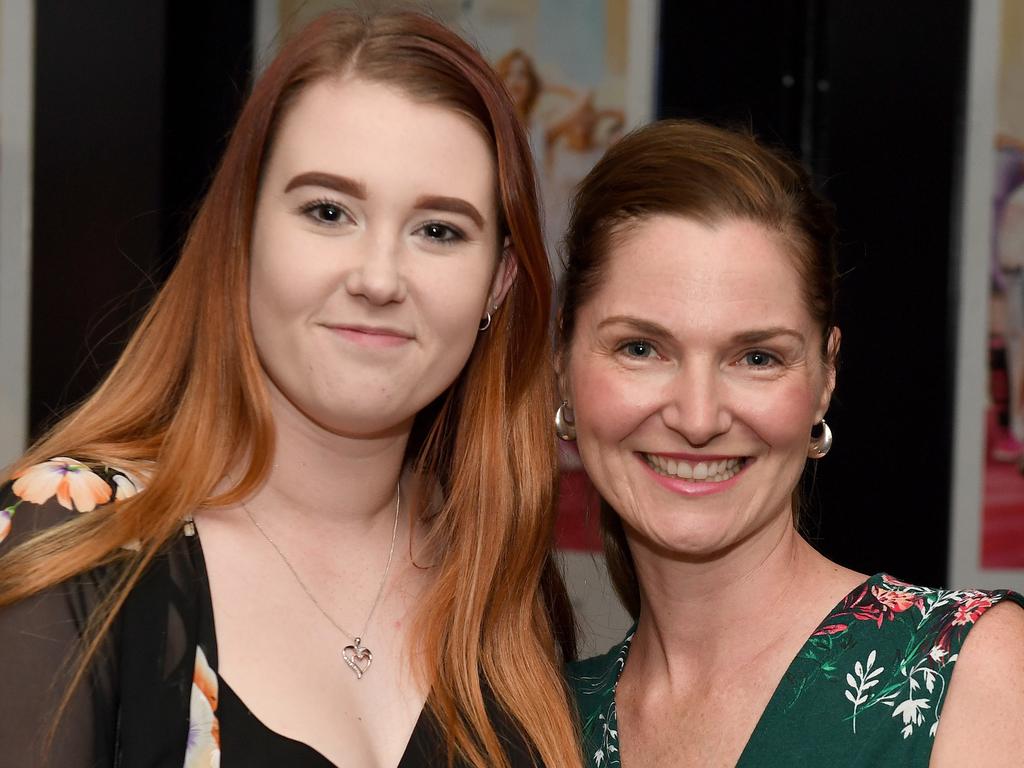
[0,461,538,767]
[216,675,448,766]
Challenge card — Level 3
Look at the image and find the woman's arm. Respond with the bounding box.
[930,600,1024,767]
[0,481,121,767]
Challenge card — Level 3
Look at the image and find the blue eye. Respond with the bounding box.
[419,222,464,244]
[621,340,656,358]
[743,350,777,367]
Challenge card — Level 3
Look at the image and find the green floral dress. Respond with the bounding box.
[567,574,1024,767]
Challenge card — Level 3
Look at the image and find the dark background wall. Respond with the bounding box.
[30,1,967,585]
[30,0,253,433]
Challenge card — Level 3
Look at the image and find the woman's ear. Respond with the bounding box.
[817,326,842,419]
[487,238,518,310]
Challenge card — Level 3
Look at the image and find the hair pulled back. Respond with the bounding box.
[558,119,839,619]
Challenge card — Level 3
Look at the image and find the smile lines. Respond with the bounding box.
[643,454,747,483]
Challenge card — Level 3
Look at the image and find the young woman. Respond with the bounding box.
[559,120,1024,767]
[0,11,580,768]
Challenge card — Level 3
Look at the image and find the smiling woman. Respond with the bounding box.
[559,120,1024,768]
[248,77,506,438]
[0,10,580,768]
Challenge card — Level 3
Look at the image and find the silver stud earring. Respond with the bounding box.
[808,418,833,459]
[555,400,576,441]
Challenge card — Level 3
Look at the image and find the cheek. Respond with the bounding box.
[412,260,493,370]
[249,221,331,320]
[568,359,658,468]
[571,363,628,439]
[741,378,821,453]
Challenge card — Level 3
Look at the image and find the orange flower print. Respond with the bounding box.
[184,646,221,768]
[871,586,920,614]
[952,595,993,626]
[12,457,112,512]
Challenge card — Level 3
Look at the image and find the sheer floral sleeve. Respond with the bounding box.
[0,458,132,767]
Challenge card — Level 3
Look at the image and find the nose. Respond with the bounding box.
[343,233,407,305]
[660,361,732,447]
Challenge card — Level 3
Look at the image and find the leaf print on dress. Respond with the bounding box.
[571,629,633,767]
[184,646,221,768]
[825,575,1011,744]
[892,696,931,739]
[844,649,884,734]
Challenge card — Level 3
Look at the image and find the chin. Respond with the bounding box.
[629,518,741,562]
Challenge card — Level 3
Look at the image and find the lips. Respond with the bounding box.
[324,323,414,347]
[642,454,748,483]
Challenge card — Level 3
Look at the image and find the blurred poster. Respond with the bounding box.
[983,1,1024,569]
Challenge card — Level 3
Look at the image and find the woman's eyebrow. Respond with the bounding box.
[596,315,672,337]
[284,171,367,199]
[412,195,485,229]
[731,327,805,345]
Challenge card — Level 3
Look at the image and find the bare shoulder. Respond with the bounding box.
[930,599,1024,767]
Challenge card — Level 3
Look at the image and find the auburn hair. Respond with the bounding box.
[558,119,839,619]
[1,11,580,768]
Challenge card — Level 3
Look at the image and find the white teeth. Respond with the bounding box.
[644,454,745,483]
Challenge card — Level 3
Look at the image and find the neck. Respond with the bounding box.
[626,513,841,683]
[247,380,414,533]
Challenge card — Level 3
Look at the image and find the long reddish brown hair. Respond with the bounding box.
[0,11,580,768]
[558,119,839,619]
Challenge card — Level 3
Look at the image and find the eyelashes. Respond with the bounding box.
[298,198,352,225]
[295,199,467,246]
[739,350,781,368]
[617,339,659,359]
[614,339,784,370]
[415,221,467,246]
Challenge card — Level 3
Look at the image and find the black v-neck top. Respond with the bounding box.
[0,464,539,767]
[191,521,449,768]
[216,675,445,766]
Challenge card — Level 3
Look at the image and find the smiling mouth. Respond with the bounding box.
[642,454,749,483]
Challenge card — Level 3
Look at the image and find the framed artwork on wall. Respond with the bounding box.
[952,0,1024,589]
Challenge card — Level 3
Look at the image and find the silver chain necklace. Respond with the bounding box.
[243,483,401,680]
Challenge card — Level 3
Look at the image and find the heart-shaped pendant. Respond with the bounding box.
[342,638,373,679]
